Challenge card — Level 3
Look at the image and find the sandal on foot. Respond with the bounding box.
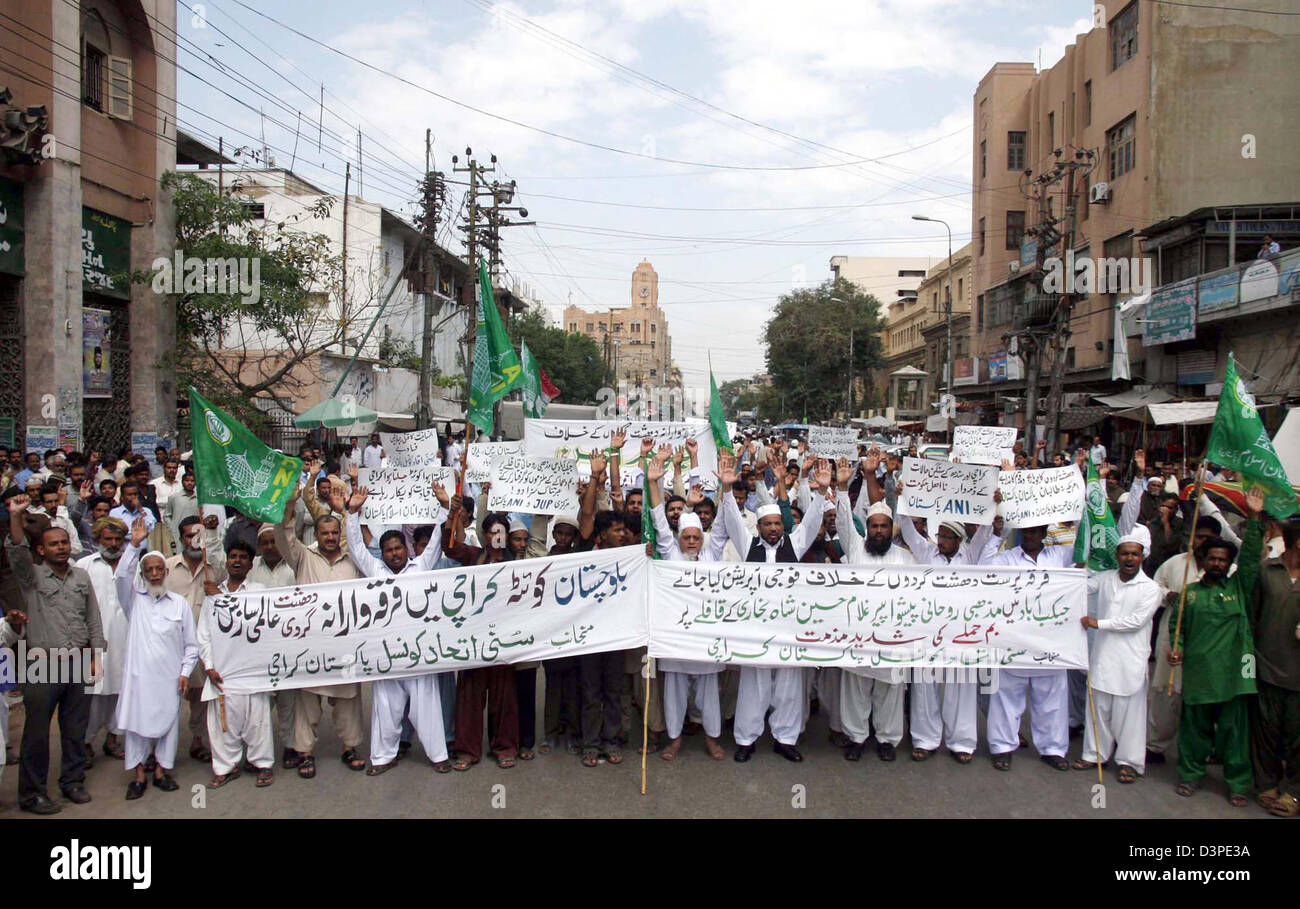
[496,756,516,769]
[705,738,725,760]
[1228,793,1249,808]
[581,751,599,768]
[297,755,317,779]
[1040,755,1070,771]
[606,748,624,765]
[189,743,212,762]
[433,760,453,773]
[1257,787,1281,810]
[1269,793,1300,817]
[519,748,535,761]
[1071,759,1100,771]
[255,768,275,787]
[660,738,683,762]
[992,754,1012,771]
[1117,765,1138,784]
[341,748,366,771]
[452,756,476,772]
[911,747,935,762]
[1175,780,1197,797]
[366,761,397,776]
[952,751,974,764]
[206,770,240,789]
[537,741,553,755]
[282,748,304,769]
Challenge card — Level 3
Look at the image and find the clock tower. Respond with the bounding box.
[630,260,658,309]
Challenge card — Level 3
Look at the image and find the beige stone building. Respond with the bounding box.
[966,0,1300,435]
[563,260,676,386]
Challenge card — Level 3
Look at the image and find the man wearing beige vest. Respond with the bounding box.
[274,484,365,778]
[164,514,226,764]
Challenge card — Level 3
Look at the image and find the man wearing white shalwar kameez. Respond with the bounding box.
[833,485,912,762]
[1074,528,1161,781]
[898,515,991,762]
[645,448,732,762]
[340,483,451,774]
[114,531,198,799]
[722,459,832,763]
[76,517,131,759]
[197,540,275,787]
[985,526,1078,771]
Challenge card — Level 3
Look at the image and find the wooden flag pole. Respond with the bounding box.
[640,669,651,796]
[201,544,227,733]
[1085,673,1103,786]
[1167,464,1207,695]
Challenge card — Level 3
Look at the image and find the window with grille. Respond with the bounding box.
[1007,131,1026,170]
[1107,115,1136,180]
[84,45,105,110]
[1084,81,1092,126]
[1110,2,1138,71]
[1047,112,1055,151]
[979,217,986,256]
[980,140,986,179]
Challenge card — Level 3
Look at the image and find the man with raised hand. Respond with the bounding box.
[338,479,452,775]
[646,445,732,762]
[722,458,832,763]
[832,457,912,764]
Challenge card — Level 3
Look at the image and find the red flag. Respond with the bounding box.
[539,367,560,402]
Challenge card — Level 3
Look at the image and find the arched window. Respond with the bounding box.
[82,4,132,119]
[82,9,110,110]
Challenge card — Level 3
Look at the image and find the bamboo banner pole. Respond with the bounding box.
[640,669,651,796]
[1085,673,1103,786]
[201,543,228,733]
[1167,464,1207,695]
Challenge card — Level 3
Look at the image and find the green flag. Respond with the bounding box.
[188,387,302,523]
[1073,458,1118,570]
[642,466,658,559]
[1206,352,1297,518]
[467,261,523,435]
[520,339,547,420]
[708,370,732,455]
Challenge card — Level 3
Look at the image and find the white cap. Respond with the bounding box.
[1118,525,1151,554]
[552,515,579,530]
[508,518,529,535]
[677,513,703,533]
[756,503,782,520]
[938,520,967,542]
[866,501,893,520]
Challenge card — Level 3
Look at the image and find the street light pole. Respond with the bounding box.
[830,295,854,420]
[913,215,953,442]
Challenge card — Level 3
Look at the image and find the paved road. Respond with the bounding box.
[3,683,1266,819]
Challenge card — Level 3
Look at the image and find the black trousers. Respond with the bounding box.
[20,680,91,800]
[579,651,624,752]
[1252,681,1300,794]
[515,667,537,750]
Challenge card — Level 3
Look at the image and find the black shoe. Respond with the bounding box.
[61,785,92,804]
[152,772,179,792]
[20,794,62,815]
[125,780,147,801]
[733,743,756,763]
[397,740,412,759]
[282,748,305,769]
[773,742,803,762]
[877,741,897,762]
[1145,749,1166,765]
[1039,754,1070,772]
[844,742,865,762]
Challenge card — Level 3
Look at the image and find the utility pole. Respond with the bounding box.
[912,215,954,441]
[341,162,350,354]
[416,128,446,430]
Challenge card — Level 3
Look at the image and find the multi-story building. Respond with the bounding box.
[563,260,676,387]
[966,0,1300,435]
[1,0,178,454]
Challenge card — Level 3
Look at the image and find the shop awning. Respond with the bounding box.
[1093,387,1173,409]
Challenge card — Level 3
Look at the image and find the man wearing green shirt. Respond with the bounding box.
[1168,488,1265,807]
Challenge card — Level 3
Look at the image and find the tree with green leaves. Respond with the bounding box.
[144,171,364,426]
[506,306,611,405]
[763,278,886,423]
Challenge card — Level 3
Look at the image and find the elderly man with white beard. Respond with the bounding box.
[1072,526,1161,783]
[336,480,453,775]
[114,517,199,800]
[832,458,912,763]
[77,516,132,763]
[645,446,733,762]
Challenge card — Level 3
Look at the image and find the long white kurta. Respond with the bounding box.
[832,491,912,745]
[198,578,275,774]
[344,511,449,764]
[113,544,199,740]
[76,551,130,696]
[898,513,986,754]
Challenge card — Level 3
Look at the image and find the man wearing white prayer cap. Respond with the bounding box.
[720,460,834,763]
[831,464,912,763]
[645,450,732,761]
[113,519,199,800]
[1073,525,1161,782]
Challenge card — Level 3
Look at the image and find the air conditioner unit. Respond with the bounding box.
[1089,181,1111,204]
[1008,261,1021,275]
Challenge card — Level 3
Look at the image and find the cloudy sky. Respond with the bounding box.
[177,0,1094,390]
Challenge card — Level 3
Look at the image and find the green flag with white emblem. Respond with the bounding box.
[468,261,523,435]
[520,339,547,419]
[1206,352,1296,518]
[1073,458,1118,570]
[188,387,302,523]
